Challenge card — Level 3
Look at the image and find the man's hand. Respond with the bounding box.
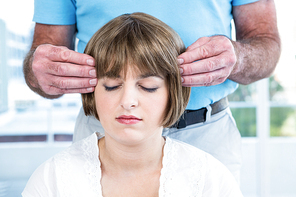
[31,44,97,96]
[178,0,280,88]
[23,24,99,99]
[178,36,236,87]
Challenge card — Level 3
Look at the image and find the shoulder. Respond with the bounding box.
[22,133,100,196]
[201,149,243,196]
[22,157,56,196]
[164,137,243,196]
[161,137,208,196]
[165,137,207,160]
[49,132,100,173]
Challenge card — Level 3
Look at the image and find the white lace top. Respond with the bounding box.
[22,132,243,197]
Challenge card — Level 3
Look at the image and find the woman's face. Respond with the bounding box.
[94,66,168,145]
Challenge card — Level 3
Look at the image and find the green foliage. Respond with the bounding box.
[230,108,256,137]
[228,84,255,102]
[229,76,283,102]
[269,76,284,100]
[229,76,296,137]
[270,107,294,136]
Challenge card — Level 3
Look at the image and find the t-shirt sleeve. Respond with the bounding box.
[22,158,57,197]
[232,0,259,6]
[33,0,76,25]
[202,154,243,197]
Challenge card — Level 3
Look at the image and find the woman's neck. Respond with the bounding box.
[98,132,165,175]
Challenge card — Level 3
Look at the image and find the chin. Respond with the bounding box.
[117,128,147,145]
[105,125,163,145]
[104,127,145,145]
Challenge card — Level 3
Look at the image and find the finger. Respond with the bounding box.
[44,46,95,66]
[45,86,95,94]
[39,75,97,95]
[181,69,228,87]
[179,42,223,65]
[177,37,212,65]
[39,77,96,95]
[178,36,232,64]
[45,62,97,78]
[180,56,227,75]
[49,76,98,90]
[185,37,211,52]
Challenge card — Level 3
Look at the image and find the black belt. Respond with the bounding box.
[171,97,229,129]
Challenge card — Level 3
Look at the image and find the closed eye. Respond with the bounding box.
[140,85,158,93]
[104,85,120,91]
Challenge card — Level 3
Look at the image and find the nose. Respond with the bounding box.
[120,86,138,110]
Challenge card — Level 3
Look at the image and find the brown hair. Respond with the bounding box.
[82,12,190,127]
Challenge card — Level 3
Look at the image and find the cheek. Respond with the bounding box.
[160,95,169,118]
[95,96,113,129]
[160,90,170,119]
[95,91,111,120]
[147,90,169,121]
[96,95,110,114]
[161,88,169,108]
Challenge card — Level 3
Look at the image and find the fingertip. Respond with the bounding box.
[87,58,95,66]
[87,87,95,92]
[89,69,96,77]
[177,58,184,65]
[181,77,184,83]
[179,67,184,74]
[89,78,97,85]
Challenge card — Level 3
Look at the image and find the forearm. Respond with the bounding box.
[229,35,281,85]
[229,0,281,85]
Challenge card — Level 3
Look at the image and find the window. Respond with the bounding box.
[0,1,80,195]
[229,1,296,196]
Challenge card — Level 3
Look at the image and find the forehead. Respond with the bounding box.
[100,63,165,80]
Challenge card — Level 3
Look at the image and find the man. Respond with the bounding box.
[23,0,280,181]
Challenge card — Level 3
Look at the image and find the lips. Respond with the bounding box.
[116,115,142,125]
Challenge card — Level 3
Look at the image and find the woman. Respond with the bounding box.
[22,13,242,197]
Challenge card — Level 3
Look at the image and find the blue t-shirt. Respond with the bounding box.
[33,0,258,110]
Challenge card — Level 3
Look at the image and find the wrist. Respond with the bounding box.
[23,49,62,99]
[228,40,250,84]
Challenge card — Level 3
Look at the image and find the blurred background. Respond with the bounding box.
[0,0,295,196]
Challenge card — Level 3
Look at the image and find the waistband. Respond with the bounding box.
[171,97,229,129]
